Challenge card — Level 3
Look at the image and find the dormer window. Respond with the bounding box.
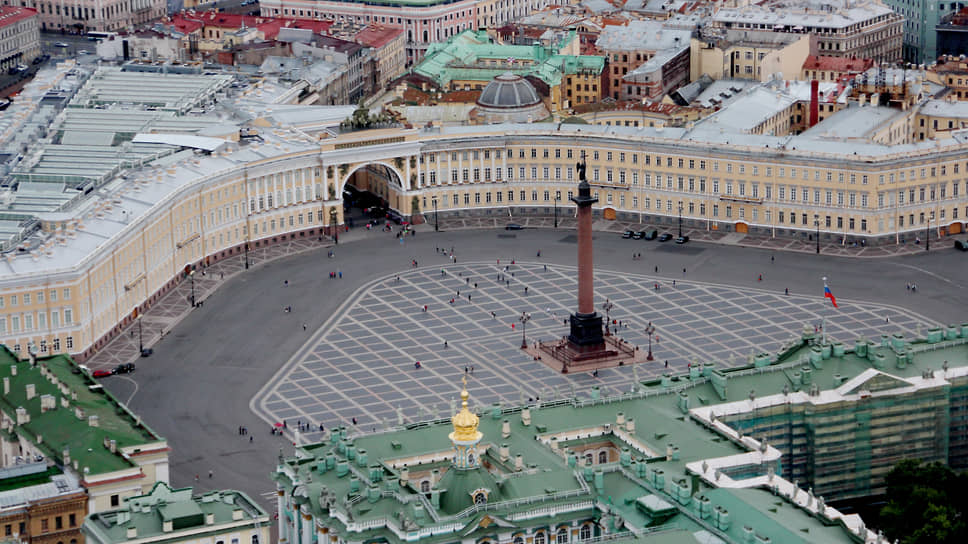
[474,492,487,505]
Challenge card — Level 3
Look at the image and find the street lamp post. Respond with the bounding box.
[554,194,559,228]
[189,269,196,308]
[244,242,249,270]
[815,214,820,254]
[137,314,144,354]
[602,299,614,336]
[330,208,339,244]
[433,196,439,232]
[678,202,683,238]
[519,311,531,349]
[644,321,656,361]
[926,212,933,251]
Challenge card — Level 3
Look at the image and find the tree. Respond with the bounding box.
[878,460,968,544]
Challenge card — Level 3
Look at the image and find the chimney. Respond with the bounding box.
[25,383,35,400]
[63,448,70,465]
[88,415,99,427]
[163,521,173,533]
[809,80,819,127]
[40,394,55,412]
[515,454,524,471]
[3,377,8,395]
[11,365,17,376]
[15,407,29,425]
[126,527,137,539]
[206,513,215,525]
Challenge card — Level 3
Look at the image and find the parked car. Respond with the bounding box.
[955,239,968,251]
[658,233,673,242]
[505,223,523,230]
[643,230,658,240]
[622,229,634,238]
[92,369,113,378]
[632,231,645,240]
[675,235,690,244]
[114,362,136,374]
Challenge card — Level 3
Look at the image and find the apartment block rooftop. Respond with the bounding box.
[0,345,164,478]
[713,0,896,30]
[83,483,269,544]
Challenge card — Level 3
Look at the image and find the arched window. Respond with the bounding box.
[252,536,260,544]
[556,528,569,544]
[584,453,593,465]
[580,525,592,541]
[420,480,431,493]
[598,451,608,464]
[474,492,487,505]
[534,532,546,544]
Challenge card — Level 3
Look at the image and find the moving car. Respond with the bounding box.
[92,369,112,378]
[658,233,673,242]
[675,235,690,244]
[955,239,968,251]
[622,229,634,238]
[114,362,136,374]
[505,223,523,230]
[54,42,69,48]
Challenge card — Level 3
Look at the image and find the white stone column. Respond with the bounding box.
[301,509,312,544]
[447,152,453,185]
[277,489,289,544]
[404,157,412,191]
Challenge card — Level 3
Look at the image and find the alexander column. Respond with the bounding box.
[567,152,605,352]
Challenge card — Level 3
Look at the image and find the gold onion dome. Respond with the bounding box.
[450,377,482,442]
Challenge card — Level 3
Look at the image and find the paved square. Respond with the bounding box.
[254,262,932,435]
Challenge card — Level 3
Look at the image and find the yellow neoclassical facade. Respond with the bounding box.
[2,123,968,359]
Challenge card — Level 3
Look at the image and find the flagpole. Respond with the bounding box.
[821,276,827,346]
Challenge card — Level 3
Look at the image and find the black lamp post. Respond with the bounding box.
[554,194,559,228]
[433,196,439,232]
[189,269,196,307]
[602,299,614,336]
[244,242,249,269]
[926,211,933,251]
[519,311,531,349]
[330,208,339,244]
[644,322,656,361]
[815,214,820,254]
[137,314,144,354]
[678,202,683,238]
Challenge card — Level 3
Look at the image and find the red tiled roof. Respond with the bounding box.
[170,12,332,40]
[0,6,38,28]
[802,55,874,74]
[354,25,404,49]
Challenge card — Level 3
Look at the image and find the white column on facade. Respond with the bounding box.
[277,490,289,544]
[301,510,313,544]
[405,156,412,191]
[417,155,423,188]
[447,152,453,185]
[502,148,507,180]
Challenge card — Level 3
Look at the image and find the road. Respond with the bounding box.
[100,225,968,512]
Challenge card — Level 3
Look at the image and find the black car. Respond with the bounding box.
[622,230,634,238]
[114,362,136,374]
[643,230,658,240]
[658,233,673,242]
[632,231,645,240]
[956,239,968,251]
[505,223,523,230]
[675,235,690,244]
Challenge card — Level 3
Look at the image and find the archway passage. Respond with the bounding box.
[603,207,617,220]
[948,222,963,235]
[342,162,405,223]
[735,222,749,234]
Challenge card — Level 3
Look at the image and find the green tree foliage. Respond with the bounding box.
[878,460,968,544]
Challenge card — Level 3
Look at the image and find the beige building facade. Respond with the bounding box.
[14,0,164,32]
[2,120,968,359]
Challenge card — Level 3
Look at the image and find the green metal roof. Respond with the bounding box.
[83,483,269,544]
[413,29,604,88]
[0,346,163,476]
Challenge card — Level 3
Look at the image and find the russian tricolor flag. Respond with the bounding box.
[824,283,838,308]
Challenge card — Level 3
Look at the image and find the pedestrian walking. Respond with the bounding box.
[303,323,307,331]
[784,288,789,295]
[209,470,213,478]
[655,265,658,273]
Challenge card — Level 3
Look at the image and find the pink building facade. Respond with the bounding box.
[10,0,165,32]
